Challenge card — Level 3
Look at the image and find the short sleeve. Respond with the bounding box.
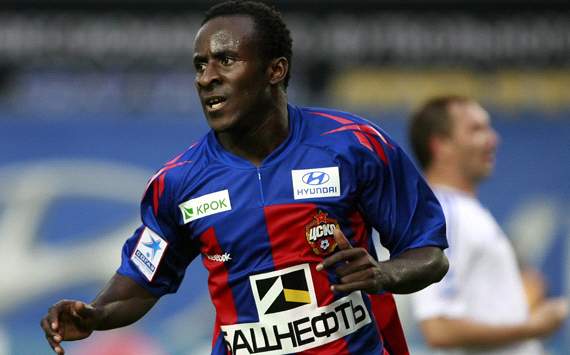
[412,191,476,320]
[411,249,467,320]
[355,124,447,257]
[117,171,200,298]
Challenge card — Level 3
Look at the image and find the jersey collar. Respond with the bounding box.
[206,103,301,168]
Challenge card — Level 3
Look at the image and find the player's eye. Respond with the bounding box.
[194,62,206,73]
[220,57,235,66]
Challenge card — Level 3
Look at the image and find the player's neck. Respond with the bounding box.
[217,96,289,167]
[426,168,478,197]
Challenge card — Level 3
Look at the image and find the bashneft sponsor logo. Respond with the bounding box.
[206,252,232,263]
[220,291,371,354]
[179,189,232,223]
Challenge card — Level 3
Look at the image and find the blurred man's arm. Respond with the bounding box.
[41,273,158,354]
[420,298,569,348]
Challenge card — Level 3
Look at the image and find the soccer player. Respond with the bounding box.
[408,96,569,354]
[40,2,449,354]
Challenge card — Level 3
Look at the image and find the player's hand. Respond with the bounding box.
[317,228,387,294]
[521,268,546,311]
[40,300,100,354]
[527,298,569,337]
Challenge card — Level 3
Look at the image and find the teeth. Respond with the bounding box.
[207,97,225,109]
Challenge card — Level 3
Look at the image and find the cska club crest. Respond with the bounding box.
[305,211,340,256]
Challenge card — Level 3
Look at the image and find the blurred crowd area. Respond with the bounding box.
[0,0,568,118]
[0,1,568,354]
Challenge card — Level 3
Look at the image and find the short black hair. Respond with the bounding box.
[202,0,293,88]
[409,95,473,170]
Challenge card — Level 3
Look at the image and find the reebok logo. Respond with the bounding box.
[179,190,232,224]
[206,252,232,263]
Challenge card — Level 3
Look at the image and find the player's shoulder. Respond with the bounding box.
[434,187,483,217]
[293,104,397,160]
[297,105,377,132]
[145,134,210,193]
[433,187,495,241]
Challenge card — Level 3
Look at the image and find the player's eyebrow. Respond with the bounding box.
[212,49,240,59]
[193,49,240,62]
[193,53,206,63]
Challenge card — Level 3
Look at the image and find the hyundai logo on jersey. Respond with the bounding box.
[292,167,341,200]
[302,171,330,185]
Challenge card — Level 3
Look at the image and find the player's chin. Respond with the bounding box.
[206,114,238,133]
[478,166,494,180]
[484,159,496,172]
[478,157,495,173]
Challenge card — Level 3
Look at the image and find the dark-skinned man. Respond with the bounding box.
[41,2,449,354]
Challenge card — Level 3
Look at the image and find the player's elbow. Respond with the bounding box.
[425,248,449,285]
[432,250,449,283]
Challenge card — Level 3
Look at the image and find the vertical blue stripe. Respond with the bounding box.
[344,293,383,354]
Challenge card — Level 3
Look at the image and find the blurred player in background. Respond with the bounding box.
[40,1,450,354]
[408,95,568,354]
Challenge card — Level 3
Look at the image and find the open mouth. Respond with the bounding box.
[205,96,227,111]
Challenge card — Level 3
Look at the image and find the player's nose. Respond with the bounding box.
[196,62,221,90]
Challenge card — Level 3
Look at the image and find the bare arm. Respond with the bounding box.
[91,273,159,330]
[317,228,449,294]
[421,298,569,349]
[40,273,158,354]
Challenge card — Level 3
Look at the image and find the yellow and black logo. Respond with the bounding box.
[254,268,311,315]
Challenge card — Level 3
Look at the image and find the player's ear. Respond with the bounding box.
[430,135,451,159]
[267,57,288,86]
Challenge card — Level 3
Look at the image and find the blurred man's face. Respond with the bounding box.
[447,101,499,184]
[193,15,270,133]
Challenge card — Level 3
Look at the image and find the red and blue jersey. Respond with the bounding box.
[118,104,447,355]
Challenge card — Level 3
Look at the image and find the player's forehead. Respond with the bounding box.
[449,101,491,130]
[194,15,258,56]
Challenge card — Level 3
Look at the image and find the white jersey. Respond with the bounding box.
[411,185,543,355]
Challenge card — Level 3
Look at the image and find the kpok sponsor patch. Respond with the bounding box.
[179,189,232,223]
